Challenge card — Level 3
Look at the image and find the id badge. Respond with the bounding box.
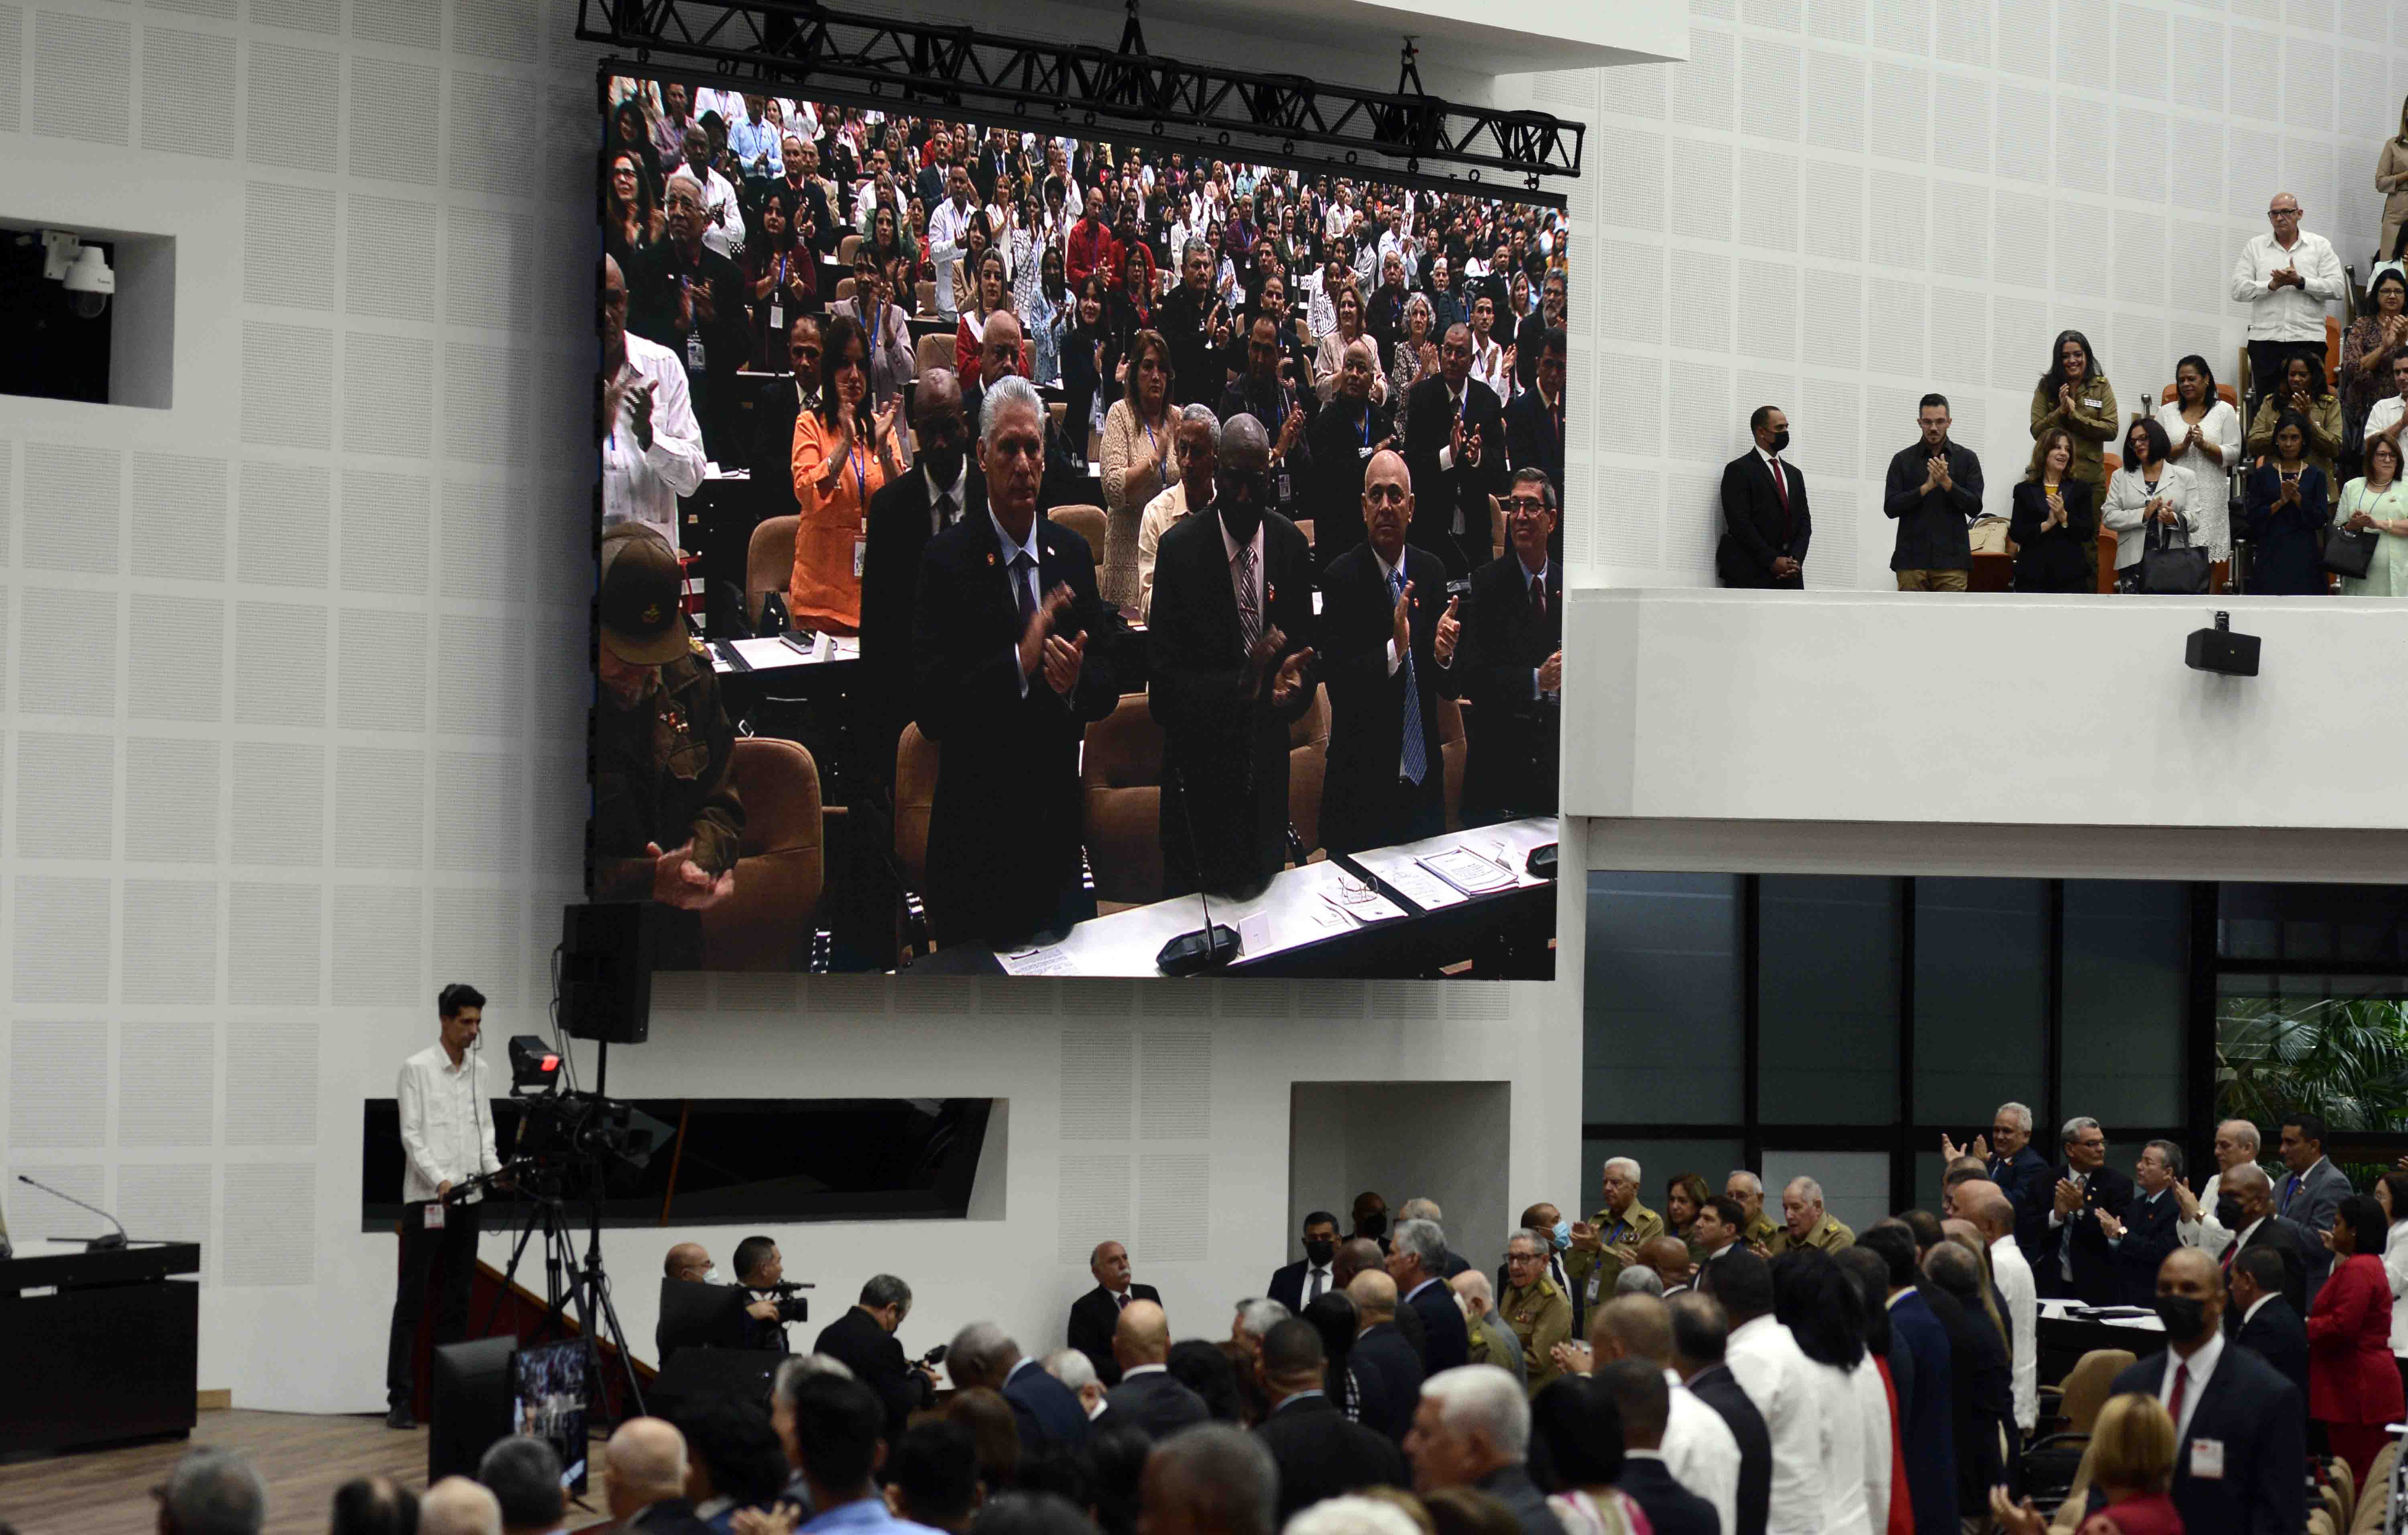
[1277,470,1292,503]
[854,537,867,580]
[770,300,785,332]
[2084,397,2103,410]
[2188,1438,2224,1479]
[1359,445,1375,460]
[425,1200,445,1230]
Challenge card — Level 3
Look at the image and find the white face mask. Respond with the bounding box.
[704,1267,726,1286]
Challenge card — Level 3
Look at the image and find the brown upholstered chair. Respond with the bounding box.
[914,332,954,383]
[835,277,856,302]
[698,737,826,971]
[894,725,938,894]
[1080,693,1165,908]
[1286,683,1330,859]
[1436,696,1467,832]
[746,515,800,630]
[839,233,862,267]
[1048,504,1108,565]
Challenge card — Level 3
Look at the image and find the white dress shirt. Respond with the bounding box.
[2178,1170,2237,1255]
[1470,335,1513,402]
[923,462,968,537]
[1989,1232,2040,1433]
[2367,394,2406,444]
[1136,481,1199,623]
[1848,1354,1892,1535]
[1660,1367,1741,1535]
[602,333,709,550]
[2157,1330,2223,1450]
[1813,1358,1874,1535]
[2153,400,2242,557]
[2231,229,2344,341]
[687,164,746,260]
[397,1042,500,1204]
[2383,1219,2408,1355]
[928,196,978,319]
[1725,1315,1830,1535]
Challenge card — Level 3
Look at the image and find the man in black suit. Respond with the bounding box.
[1318,449,1454,856]
[2042,1115,2135,1303]
[604,1417,714,1535]
[1218,312,1316,526]
[1501,327,1566,560]
[1344,1269,1424,1443]
[1405,1365,1568,1535]
[1148,413,1317,900]
[910,377,1124,949]
[2229,1244,2309,1408]
[2104,1248,2304,1535]
[1305,337,1397,571]
[1402,325,1509,574]
[1592,1363,1716,1535]
[1924,1238,2015,1517]
[1340,1237,1426,1362]
[1103,1300,1211,1437]
[751,314,822,527]
[2102,1140,2188,1305]
[1456,470,1562,828]
[913,130,948,210]
[1669,1292,1771,1535]
[1253,1318,1407,1520]
[1066,1240,1161,1388]
[860,369,980,775]
[1390,1217,1472,1374]
[947,1321,1090,1448]
[1267,1210,1342,1315]
[808,1273,936,1445]
[1716,404,1810,589]
[2217,1163,2312,1322]
[627,170,754,463]
[1944,1101,2055,1272]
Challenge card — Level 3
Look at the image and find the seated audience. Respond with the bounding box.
[604,1418,705,1533]
[887,1422,984,1534]
[678,1395,789,1531]
[419,1479,502,1535]
[330,1477,417,1535]
[1137,1424,1279,1535]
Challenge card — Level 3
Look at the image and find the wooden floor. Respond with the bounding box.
[0,1410,612,1535]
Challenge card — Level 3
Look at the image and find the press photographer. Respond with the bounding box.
[811,1274,939,1441]
[731,1235,811,1352]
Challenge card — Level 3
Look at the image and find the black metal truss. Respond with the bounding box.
[579,0,1582,207]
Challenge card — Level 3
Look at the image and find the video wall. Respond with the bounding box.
[588,74,1575,979]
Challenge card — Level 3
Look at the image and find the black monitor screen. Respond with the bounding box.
[511,1340,594,1494]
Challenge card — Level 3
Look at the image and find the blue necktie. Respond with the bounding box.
[1394,567,1426,785]
[2283,1173,2299,1215]
[1011,550,1037,629]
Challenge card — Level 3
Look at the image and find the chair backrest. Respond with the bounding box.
[2057,1348,2135,1435]
[839,232,862,267]
[1286,683,1331,858]
[836,277,856,302]
[917,280,937,312]
[698,737,825,971]
[747,515,801,628]
[2044,1436,2102,1535]
[2158,382,2240,407]
[915,332,954,383]
[1049,504,1108,564]
[1080,693,1165,906]
[1435,695,1467,833]
[2352,1443,2397,1534]
[2327,313,2342,381]
[895,725,938,891]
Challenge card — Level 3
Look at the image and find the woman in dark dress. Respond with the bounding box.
[2241,411,2333,594]
[2010,427,2099,593]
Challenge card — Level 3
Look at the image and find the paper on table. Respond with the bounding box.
[1419,847,1517,895]
[1368,858,1468,909]
[997,945,1080,976]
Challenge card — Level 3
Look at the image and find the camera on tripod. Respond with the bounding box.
[505,1035,659,1183]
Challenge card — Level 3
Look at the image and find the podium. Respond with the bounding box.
[0,1239,201,1452]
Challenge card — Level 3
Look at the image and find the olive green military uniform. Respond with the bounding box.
[1561,1200,1665,1316]
[1503,1275,1572,1396]
[1467,1305,1528,1386]
[1743,1211,1779,1249]
[592,642,744,905]
[1766,1213,1854,1256]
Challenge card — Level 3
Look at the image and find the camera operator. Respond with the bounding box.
[734,1235,809,1352]
[386,983,504,1431]
[811,1274,938,1442]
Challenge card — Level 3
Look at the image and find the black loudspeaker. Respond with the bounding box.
[2183,612,2261,677]
[429,1335,517,1484]
[560,902,655,1044]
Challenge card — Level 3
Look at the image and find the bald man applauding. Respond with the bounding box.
[1104,1300,1210,1435]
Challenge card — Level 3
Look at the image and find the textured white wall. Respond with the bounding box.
[1505,0,2408,591]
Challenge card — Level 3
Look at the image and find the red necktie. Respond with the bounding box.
[1768,456,1792,537]
[2167,1360,2189,1428]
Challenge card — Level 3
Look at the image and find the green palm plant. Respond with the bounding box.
[2217,995,2408,1134]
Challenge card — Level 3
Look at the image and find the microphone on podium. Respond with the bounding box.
[1156,764,1240,976]
[17,1173,130,1250]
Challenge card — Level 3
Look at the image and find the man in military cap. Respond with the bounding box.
[1498,1227,1572,1397]
[590,523,743,968]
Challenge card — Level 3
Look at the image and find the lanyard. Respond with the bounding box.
[851,440,869,508]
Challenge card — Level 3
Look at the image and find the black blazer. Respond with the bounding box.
[1932,1287,2015,1511]
[1502,387,1566,503]
[1614,1459,1717,1535]
[1104,1366,1211,1438]
[2105,1348,2303,1535]
[2240,462,2331,596]
[2007,478,2097,593]
[1066,1283,1161,1387]
[2226,1215,2313,1324]
[751,375,809,525]
[2233,1294,2310,1409]
[1267,1258,1337,1316]
[1317,544,1451,856]
[1717,450,1811,588]
[910,511,1124,947]
[1456,553,1562,826]
[1003,1358,1091,1449]
[1147,509,1317,898]
[1685,1363,1771,1535]
[2112,1188,2186,1305]
[1349,1323,1424,1443]
[1988,1148,2055,1271]
[1255,1393,1408,1519]
[861,462,984,770]
[809,1305,930,1444]
[1401,374,1509,574]
[1405,1277,1472,1374]
[2042,1163,2135,1305]
[1305,394,1397,570]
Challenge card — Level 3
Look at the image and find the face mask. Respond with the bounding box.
[2152,1294,2209,1344]
[1769,428,1792,454]
[1358,1211,1388,1239]
[703,1267,726,1287]
[1551,1221,1572,1251]
[1303,1238,1335,1266]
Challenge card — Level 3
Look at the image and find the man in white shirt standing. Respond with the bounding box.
[1961,1180,2038,1441]
[386,983,502,1430]
[2175,1118,2264,1258]
[927,164,979,325]
[1702,1250,1826,1535]
[600,257,708,551]
[2231,192,2343,418]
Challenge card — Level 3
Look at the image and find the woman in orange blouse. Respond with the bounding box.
[789,312,903,634]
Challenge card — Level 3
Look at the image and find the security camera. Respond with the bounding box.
[41,230,114,319]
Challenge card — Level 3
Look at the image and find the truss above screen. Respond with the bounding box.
[580,0,1583,208]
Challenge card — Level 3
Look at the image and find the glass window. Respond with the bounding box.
[2219,884,2408,965]
[1584,873,1744,1124]
[2216,972,2408,1134]
[1912,879,2048,1127]
[2062,881,2187,1126]
[1577,1137,1747,1224]
[1758,876,1900,1125]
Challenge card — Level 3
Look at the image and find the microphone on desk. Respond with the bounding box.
[18,1173,130,1250]
[1156,765,1241,976]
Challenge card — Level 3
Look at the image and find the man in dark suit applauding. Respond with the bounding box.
[2043,1115,2134,1304]
[1402,325,1509,574]
[2228,1244,2309,1408]
[752,315,822,525]
[1944,1101,2054,1272]
[910,377,1124,948]
[1103,1300,1210,1437]
[1501,328,1566,559]
[1589,1365,1714,1535]
[1344,1269,1424,1444]
[1318,449,1455,856]
[1456,471,1562,828]
[1066,1240,1160,1388]
[2104,1248,2303,1535]
[1253,1318,1407,1520]
[1306,338,1397,571]
[1717,405,1810,589]
[861,369,981,778]
[1268,1211,1342,1315]
[2101,1141,2188,1305]
[1390,1217,1471,1374]
[947,1321,1090,1449]
[1149,413,1317,899]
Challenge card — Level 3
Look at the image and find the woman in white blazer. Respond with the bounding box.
[2104,416,2198,590]
[2153,354,2241,560]
[2378,1170,2408,1402]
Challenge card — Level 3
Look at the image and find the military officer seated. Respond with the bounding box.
[591,522,745,968]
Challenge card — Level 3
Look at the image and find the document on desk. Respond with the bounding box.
[1419,848,1519,896]
[1359,856,1468,910]
[997,944,1080,976]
